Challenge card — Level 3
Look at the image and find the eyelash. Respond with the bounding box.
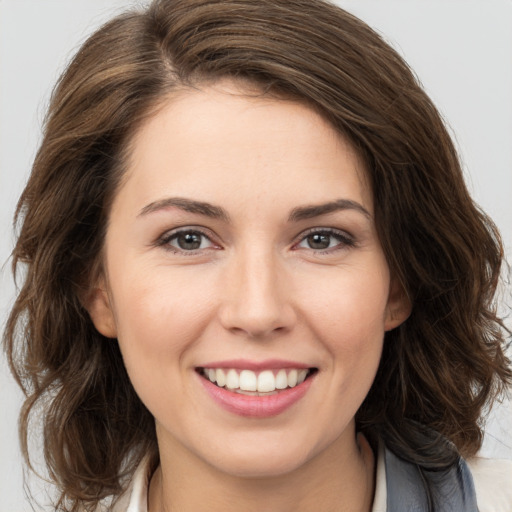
[156,227,219,255]
[156,227,356,255]
[292,227,356,254]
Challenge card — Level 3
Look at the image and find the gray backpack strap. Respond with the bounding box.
[385,446,478,511]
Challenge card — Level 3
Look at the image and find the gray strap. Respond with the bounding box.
[385,446,478,511]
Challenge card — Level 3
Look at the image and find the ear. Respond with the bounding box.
[384,277,412,331]
[82,277,118,338]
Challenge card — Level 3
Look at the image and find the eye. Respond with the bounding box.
[160,229,216,252]
[295,229,355,252]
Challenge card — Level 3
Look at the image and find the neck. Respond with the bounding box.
[148,428,375,512]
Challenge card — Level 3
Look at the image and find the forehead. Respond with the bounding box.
[118,81,372,217]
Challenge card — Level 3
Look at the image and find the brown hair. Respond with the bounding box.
[4,0,511,510]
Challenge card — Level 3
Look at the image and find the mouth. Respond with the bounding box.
[197,367,318,396]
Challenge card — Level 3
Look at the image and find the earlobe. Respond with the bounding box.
[83,279,118,338]
[384,278,412,331]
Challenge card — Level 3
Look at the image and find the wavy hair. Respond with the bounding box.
[4,0,511,510]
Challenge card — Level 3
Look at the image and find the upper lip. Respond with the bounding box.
[197,359,314,371]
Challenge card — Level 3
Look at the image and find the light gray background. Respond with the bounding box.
[1,1,511,510]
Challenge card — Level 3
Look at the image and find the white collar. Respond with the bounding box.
[113,446,512,511]
[115,444,388,512]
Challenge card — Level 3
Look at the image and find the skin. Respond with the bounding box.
[87,81,410,512]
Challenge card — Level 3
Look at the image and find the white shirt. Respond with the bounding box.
[108,448,512,512]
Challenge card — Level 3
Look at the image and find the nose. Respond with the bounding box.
[218,248,297,339]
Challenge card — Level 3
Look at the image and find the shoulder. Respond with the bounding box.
[377,440,512,512]
[95,456,151,512]
[466,455,512,512]
[96,451,511,512]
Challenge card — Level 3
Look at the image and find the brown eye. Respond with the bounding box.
[296,229,355,252]
[176,232,202,250]
[164,230,214,251]
[306,233,331,250]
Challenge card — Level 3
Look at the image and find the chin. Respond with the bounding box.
[201,438,316,479]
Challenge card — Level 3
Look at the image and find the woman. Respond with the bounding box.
[3,0,511,511]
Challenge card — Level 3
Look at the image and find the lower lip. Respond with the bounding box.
[198,373,314,418]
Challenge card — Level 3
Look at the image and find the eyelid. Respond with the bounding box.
[154,225,355,255]
[292,227,356,252]
[156,226,221,253]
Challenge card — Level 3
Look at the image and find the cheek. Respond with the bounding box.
[299,264,390,347]
[108,264,216,371]
[106,268,219,423]
[297,263,389,407]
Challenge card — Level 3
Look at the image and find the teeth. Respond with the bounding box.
[203,367,312,392]
[216,368,226,387]
[275,369,288,389]
[239,370,257,391]
[257,370,275,392]
[297,369,308,384]
[226,369,239,390]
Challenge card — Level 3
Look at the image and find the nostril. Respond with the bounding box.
[218,283,297,338]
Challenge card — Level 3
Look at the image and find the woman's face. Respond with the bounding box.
[88,81,409,478]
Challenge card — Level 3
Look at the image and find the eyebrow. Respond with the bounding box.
[288,199,371,222]
[138,197,371,223]
[138,197,230,222]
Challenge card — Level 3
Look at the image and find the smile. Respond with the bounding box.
[197,365,317,417]
[200,367,313,395]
